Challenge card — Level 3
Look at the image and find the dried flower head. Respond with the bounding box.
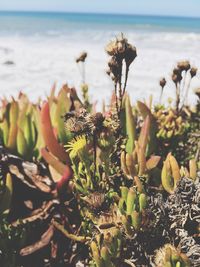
[159,77,166,88]
[124,43,137,67]
[190,67,198,78]
[172,68,182,84]
[108,57,120,79]
[106,34,137,65]
[177,60,191,72]
[76,51,87,63]
[82,192,105,211]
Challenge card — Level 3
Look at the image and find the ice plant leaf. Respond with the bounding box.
[146,155,161,170]
[138,145,146,176]
[55,87,71,143]
[138,115,150,152]
[0,119,9,146]
[120,151,129,176]
[9,100,19,125]
[168,154,180,183]
[189,158,197,180]
[125,153,136,177]
[125,95,136,153]
[17,128,28,157]
[137,101,157,155]
[41,101,70,163]
[41,148,69,177]
[161,159,174,194]
[7,125,18,151]
[126,188,136,215]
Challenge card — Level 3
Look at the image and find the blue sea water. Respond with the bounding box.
[0,11,200,35]
[0,11,199,105]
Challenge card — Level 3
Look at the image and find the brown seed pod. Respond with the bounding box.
[177,60,191,71]
[190,67,198,78]
[76,51,87,63]
[159,78,166,88]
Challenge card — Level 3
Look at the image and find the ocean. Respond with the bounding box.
[0,11,200,107]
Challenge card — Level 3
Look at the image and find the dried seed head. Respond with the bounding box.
[105,40,118,56]
[105,35,127,57]
[108,57,120,78]
[76,51,87,63]
[125,43,137,67]
[83,192,105,210]
[106,69,111,76]
[190,67,198,78]
[159,78,166,88]
[172,68,182,84]
[91,112,104,129]
[177,60,191,72]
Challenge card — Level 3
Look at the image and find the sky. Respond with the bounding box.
[0,0,200,18]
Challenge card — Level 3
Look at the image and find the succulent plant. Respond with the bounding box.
[0,36,199,267]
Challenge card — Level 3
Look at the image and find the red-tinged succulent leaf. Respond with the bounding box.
[56,166,73,198]
[20,225,54,256]
[137,101,158,156]
[146,155,161,170]
[9,100,19,125]
[137,101,153,120]
[17,128,28,157]
[138,115,150,152]
[7,125,18,151]
[54,87,71,143]
[49,165,62,182]
[0,119,9,146]
[48,83,56,107]
[41,101,70,163]
[138,145,146,176]
[41,148,69,176]
[168,154,181,183]
[32,105,45,157]
[125,95,136,153]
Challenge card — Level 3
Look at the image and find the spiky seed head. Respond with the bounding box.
[124,43,137,67]
[76,51,87,63]
[177,60,191,71]
[190,67,197,78]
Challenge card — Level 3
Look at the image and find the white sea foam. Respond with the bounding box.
[0,30,199,108]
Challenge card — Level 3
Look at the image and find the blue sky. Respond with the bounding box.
[0,0,200,17]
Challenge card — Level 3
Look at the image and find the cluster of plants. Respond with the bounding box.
[0,35,199,267]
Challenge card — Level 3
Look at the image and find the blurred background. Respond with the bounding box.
[0,0,200,106]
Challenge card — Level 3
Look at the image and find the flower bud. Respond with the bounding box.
[159,78,166,88]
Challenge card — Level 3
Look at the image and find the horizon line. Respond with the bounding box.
[0,9,200,19]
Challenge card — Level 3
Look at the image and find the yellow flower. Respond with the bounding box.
[65,135,87,159]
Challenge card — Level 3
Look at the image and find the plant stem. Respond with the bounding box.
[122,65,129,96]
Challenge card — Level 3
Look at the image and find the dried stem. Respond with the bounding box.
[159,88,163,104]
[175,82,181,113]
[123,64,129,96]
[183,75,192,106]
